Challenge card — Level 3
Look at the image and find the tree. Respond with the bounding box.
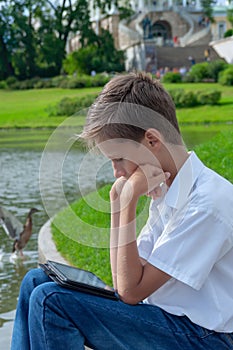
[11,0,40,78]
[0,0,113,79]
[0,1,15,79]
[227,8,233,28]
[201,0,215,22]
[63,29,125,75]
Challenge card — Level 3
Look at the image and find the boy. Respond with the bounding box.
[11,72,233,349]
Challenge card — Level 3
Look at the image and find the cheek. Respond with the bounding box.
[126,161,138,175]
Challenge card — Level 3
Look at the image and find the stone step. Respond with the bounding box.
[156,45,220,69]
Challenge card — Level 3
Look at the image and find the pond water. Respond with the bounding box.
[0,124,231,348]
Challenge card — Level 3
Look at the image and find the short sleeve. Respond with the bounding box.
[139,205,233,290]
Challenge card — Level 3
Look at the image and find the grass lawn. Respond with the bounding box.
[0,87,101,128]
[52,184,150,286]
[0,83,232,129]
[165,82,233,124]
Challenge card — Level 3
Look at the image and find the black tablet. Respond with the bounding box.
[40,260,118,301]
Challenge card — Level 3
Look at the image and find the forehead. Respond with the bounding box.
[97,138,157,165]
[98,139,139,158]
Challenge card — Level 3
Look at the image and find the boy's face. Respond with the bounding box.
[98,138,161,179]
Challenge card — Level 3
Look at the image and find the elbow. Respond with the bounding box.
[118,290,142,305]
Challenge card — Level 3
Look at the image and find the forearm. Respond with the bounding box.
[110,208,120,290]
[116,196,144,301]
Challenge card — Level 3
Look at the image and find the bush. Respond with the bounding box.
[168,89,198,107]
[179,90,198,107]
[197,90,221,105]
[5,76,18,88]
[182,74,195,83]
[224,29,233,38]
[0,81,7,89]
[91,74,111,87]
[162,72,182,83]
[66,76,91,89]
[168,89,184,107]
[51,94,98,116]
[188,62,210,82]
[207,60,228,82]
[51,76,68,88]
[218,66,233,86]
[168,89,221,107]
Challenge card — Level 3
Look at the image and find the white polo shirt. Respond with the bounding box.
[137,151,233,332]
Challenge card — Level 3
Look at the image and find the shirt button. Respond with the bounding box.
[165,214,169,220]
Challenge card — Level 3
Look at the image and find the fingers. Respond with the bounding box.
[146,171,171,199]
[110,176,127,201]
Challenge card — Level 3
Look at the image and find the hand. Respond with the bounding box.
[121,165,170,201]
[110,177,128,200]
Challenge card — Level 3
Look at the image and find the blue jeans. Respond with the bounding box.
[11,268,233,350]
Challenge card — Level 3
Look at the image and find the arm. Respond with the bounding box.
[111,166,171,304]
[110,177,127,290]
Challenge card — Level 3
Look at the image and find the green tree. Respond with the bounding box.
[0,1,15,79]
[63,29,125,75]
[201,0,215,22]
[0,0,115,79]
[227,8,233,27]
[11,0,39,78]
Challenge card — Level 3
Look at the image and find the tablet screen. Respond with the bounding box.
[48,261,107,289]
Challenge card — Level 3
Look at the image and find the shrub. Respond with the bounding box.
[162,72,182,83]
[168,89,198,107]
[51,94,98,116]
[182,74,195,83]
[66,76,91,89]
[0,81,7,89]
[168,89,221,107]
[224,29,233,38]
[168,89,184,107]
[188,62,210,82]
[179,90,198,107]
[91,74,111,87]
[197,90,221,105]
[207,60,228,82]
[218,66,233,86]
[51,76,68,88]
[6,76,18,88]
[54,97,77,116]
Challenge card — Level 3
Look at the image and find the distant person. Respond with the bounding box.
[204,49,210,62]
[188,55,196,65]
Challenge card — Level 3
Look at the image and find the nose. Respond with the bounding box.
[112,161,126,178]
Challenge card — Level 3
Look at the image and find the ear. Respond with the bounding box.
[144,128,163,149]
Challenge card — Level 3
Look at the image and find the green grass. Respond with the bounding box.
[0,83,232,129]
[0,87,101,128]
[165,82,233,124]
[195,130,233,183]
[52,184,150,286]
[51,130,233,283]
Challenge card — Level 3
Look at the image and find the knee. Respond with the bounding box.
[29,282,66,315]
[21,268,48,290]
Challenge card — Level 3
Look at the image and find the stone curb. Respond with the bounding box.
[38,218,69,264]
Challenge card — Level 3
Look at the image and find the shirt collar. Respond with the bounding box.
[164,151,205,209]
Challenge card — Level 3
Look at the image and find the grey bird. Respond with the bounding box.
[0,207,39,256]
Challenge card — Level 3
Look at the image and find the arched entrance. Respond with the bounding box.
[151,20,172,46]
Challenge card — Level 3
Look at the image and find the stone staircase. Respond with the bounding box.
[118,7,221,71]
[156,45,220,69]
